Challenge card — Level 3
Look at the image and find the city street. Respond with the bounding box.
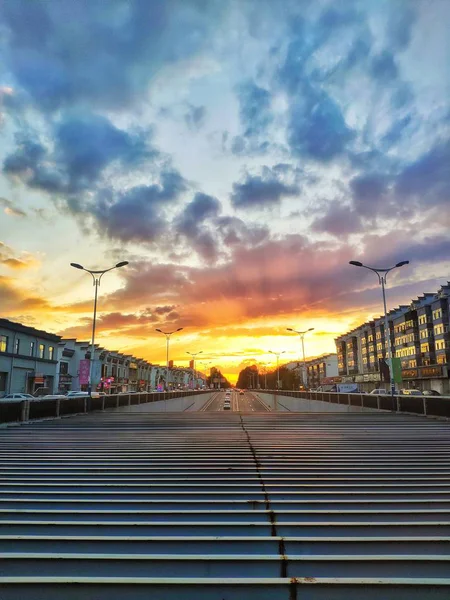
[201,390,270,412]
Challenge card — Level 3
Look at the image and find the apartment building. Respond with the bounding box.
[305,354,338,388]
[335,283,450,394]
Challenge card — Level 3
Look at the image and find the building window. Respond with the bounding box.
[60,362,69,375]
[30,341,35,356]
[49,346,55,360]
[437,354,447,365]
[39,344,45,359]
[0,335,8,353]
[420,330,428,339]
[421,343,430,353]
[433,308,443,320]
[14,338,20,354]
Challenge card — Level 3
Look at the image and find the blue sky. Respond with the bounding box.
[0,0,449,381]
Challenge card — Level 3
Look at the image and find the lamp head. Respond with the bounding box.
[115,261,129,268]
[308,327,314,332]
[395,260,409,268]
[349,260,363,267]
[286,328,294,332]
[70,262,84,270]
[176,327,183,332]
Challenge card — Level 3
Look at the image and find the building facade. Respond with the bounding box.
[335,283,450,394]
[0,319,60,397]
[305,354,339,389]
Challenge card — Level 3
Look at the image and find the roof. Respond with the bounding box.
[0,318,61,342]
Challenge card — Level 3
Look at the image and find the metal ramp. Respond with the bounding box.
[0,411,450,599]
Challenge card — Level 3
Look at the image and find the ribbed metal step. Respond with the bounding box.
[0,410,449,598]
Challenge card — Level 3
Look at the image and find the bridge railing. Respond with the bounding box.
[0,390,211,425]
[249,389,450,419]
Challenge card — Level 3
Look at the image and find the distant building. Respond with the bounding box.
[0,319,60,396]
[335,283,450,394]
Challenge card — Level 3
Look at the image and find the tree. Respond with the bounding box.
[206,366,232,389]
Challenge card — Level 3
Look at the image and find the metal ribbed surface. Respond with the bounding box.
[1,410,450,599]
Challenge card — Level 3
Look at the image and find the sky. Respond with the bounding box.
[0,0,449,384]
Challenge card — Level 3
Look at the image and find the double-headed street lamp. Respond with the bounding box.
[269,350,285,389]
[70,261,129,395]
[287,327,314,389]
[187,350,203,389]
[349,260,409,398]
[155,328,183,391]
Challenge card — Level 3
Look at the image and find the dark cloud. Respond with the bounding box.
[395,140,450,207]
[174,192,221,261]
[184,104,206,130]
[56,113,156,188]
[94,170,187,243]
[1,0,224,112]
[287,87,354,161]
[237,81,272,137]
[0,197,27,217]
[3,113,157,194]
[369,51,398,83]
[231,167,299,209]
[312,201,362,237]
[350,173,389,217]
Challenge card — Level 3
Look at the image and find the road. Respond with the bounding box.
[201,390,270,412]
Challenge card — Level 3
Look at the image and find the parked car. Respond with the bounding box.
[422,390,441,396]
[369,389,388,395]
[1,393,35,401]
[400,389,423,396]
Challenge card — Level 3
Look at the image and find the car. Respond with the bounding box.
[369,389,388,395]
[400,389,423,396]
[1,393,35,401]
[422,390,441,396]
[66,391,89,397]
[239,390,244,395]
[223,404,231,410]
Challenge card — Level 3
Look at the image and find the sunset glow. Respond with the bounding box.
[0,1,449,384]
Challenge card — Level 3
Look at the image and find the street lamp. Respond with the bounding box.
[287,327,314,389]
[187,351,203,390]
[200,361,213,388]
[268,350,285,389]
[70,261,128,395]
[155,328,183,391]
[349,260,409,398]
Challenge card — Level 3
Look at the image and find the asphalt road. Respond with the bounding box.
[201,390,270,412]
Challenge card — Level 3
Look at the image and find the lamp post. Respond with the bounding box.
[155,328,183,391]
[187,351,203,390]
[269,350,285,389]
[287,327,314,389]
[200,361,212,388]
[70,261,128,396]
[349,260,409,399]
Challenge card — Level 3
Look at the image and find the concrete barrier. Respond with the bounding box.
[115,391,214,413]
[252,391,378,413]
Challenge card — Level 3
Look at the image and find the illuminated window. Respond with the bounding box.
[0,335,8,353]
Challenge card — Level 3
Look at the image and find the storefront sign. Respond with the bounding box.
[402,368,419,379]
[421,366,443,378]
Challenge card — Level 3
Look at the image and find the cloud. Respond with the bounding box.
[1,0,225,112]
[0,197,26,217]
[184,104,206,129]
[231,80,273,155]
[231,166,299,209]
[312,201,362,237]
[93,170,187,243]
[287,86,354,161]
[395,139,450,208]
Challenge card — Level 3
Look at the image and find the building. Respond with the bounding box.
[305,354,338,388]
[335,283,450,394]
[0,319,60,396]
